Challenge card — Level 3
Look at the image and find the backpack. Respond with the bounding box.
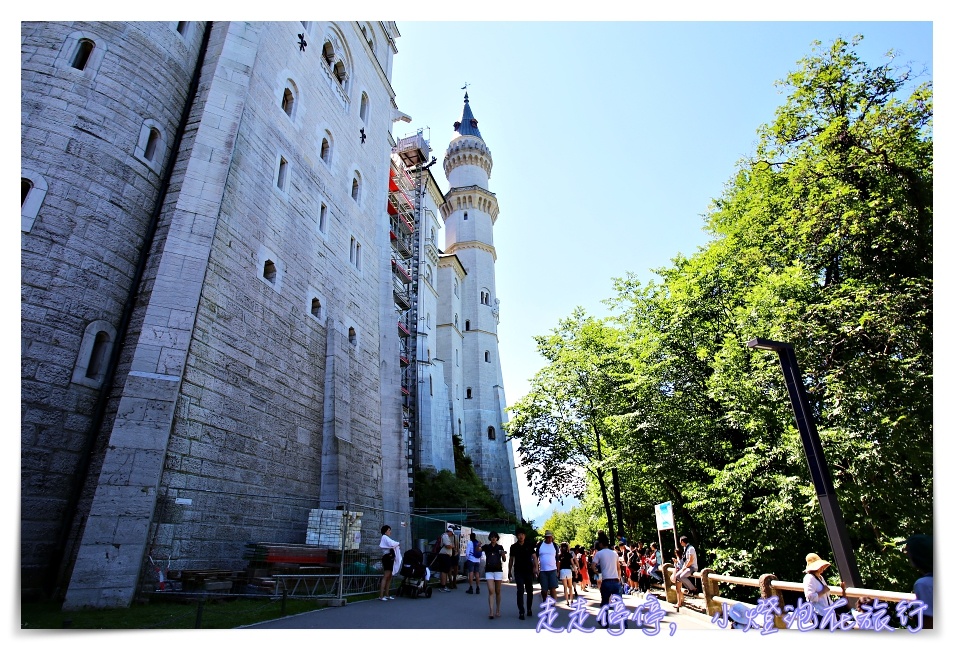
[472,541,482,559]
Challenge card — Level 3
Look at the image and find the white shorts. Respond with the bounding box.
[485,571,504,581]
[560,569,573,580]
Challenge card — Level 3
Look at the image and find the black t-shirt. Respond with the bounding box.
[559,551,573,570]
[509,540,536,574]
[484,543,504,572]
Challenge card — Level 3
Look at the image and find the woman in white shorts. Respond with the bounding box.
[558,542,576,604]
[482,531,507,619]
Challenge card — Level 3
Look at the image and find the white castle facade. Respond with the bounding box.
[20,21,520,609]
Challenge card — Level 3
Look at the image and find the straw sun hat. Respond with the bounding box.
[804,552,831,573]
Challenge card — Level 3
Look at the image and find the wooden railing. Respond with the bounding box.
[661,563,916,629]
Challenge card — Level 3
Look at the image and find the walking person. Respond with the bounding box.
[535,530,560,603]
[579,547,590,591]
[465,532,482,594]
[378,525,401,601]
[558,542,575,604]
[483,531,507,619]
[508,528,537,620]
[436,524,456,592]
[593,535,623,624]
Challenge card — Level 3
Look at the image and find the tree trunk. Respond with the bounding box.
[596,468,615,540]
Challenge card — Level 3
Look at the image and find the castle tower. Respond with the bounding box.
[437,94,521,519]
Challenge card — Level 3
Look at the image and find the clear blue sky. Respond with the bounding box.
[389,21,934,522]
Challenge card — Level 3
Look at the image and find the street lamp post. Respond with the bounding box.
[746,337,862,588]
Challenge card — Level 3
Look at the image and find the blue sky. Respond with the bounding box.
[388,21,934,522]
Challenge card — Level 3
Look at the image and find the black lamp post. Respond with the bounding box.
[746,337,862,588]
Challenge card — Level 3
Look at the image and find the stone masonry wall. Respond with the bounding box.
[20,21,203,597]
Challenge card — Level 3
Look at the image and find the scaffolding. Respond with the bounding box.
[388,131,431,507]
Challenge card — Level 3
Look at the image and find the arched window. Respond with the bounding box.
[359,92,369,124]
[351,173,361,201]
[277,157,288,190]
[281,87,295,117]
[333,61,347,85]
[318,202,328,234]
[466,388,472,399]
[488,426,496,441]
[465,320,470,331]
[72,320,117,388]
[86,331,110,379]
[320,133,332,164]
[144,128,160,161]
[322,41,335,65]
[71,39,94,70]
[463,211,468,221]
[485,350,490,363]
[21,170,48,232]
[135,120,165,171]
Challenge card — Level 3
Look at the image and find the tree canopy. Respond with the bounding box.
[507,36,932,592]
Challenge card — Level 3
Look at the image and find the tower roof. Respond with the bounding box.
[452,92,483,140]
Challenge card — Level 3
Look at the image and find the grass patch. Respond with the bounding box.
[21,595,335,630]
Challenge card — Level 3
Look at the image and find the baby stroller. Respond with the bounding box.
[396,548,433,598]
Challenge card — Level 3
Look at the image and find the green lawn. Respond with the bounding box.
[20,595,345,630]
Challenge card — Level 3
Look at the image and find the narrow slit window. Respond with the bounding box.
[22,178,33,206]
[485,350,490,363]
[360,93,369,124]
[488,426,496,441]
[465,320,470,331]
[351,176,360,201]
[348,327,357,345]
[319,203,328,233]
[277,157,288,190]
[71,39,94,70]
[466,388,472,399]
[320,138,331,163]
[85,331,110,379]
[143,128,160,161]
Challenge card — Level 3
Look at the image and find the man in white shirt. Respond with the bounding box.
[593,536,622,612]
[535,530,560,602]
[437,524,456,592]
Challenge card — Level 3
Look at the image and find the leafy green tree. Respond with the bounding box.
[534,36,931,591]
[506,310,630,538]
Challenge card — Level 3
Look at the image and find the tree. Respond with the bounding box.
[568,35,931,589]
[506,310,630,538]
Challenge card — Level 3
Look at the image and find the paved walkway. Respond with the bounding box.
[245,581,719,632]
